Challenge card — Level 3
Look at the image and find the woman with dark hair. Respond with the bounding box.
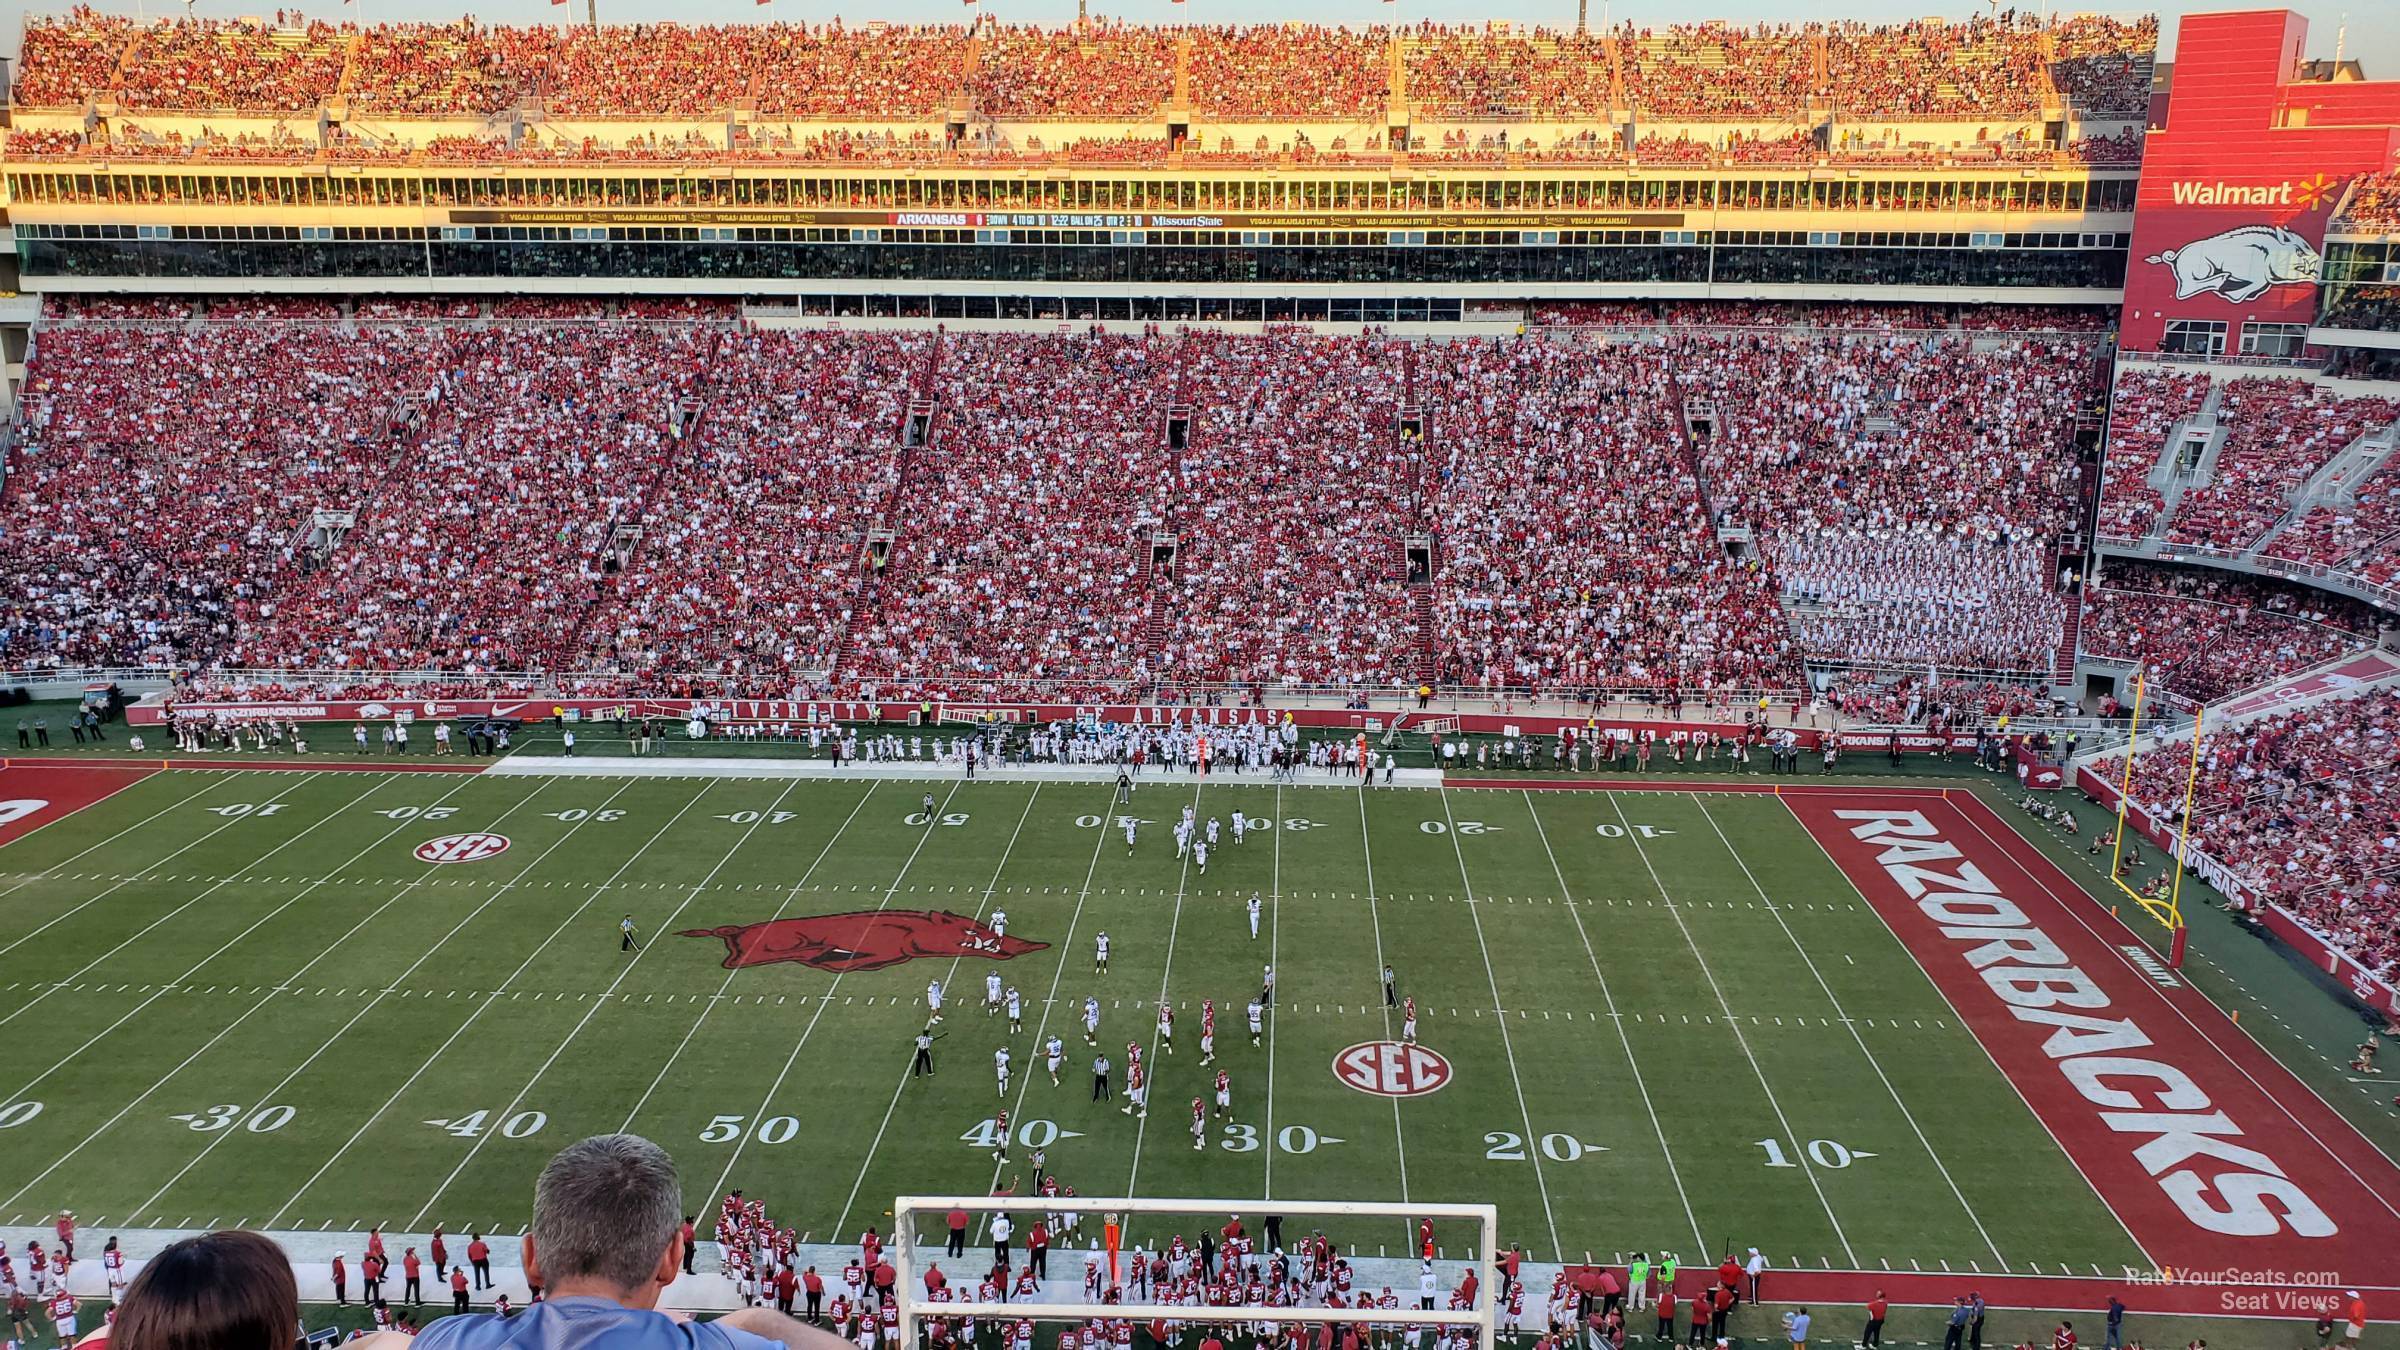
[111,1232,297,1350]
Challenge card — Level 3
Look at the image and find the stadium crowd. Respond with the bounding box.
[1674,329,2095,671]
[2075,562,2379,703]
[2161,381,2400,552]
[2094,369,2213,540]
[224,325,713,673]
[583,330,923,686]
[13,310,2400,718]
[2107,688,2400,983]
[7,12,2159,122]
[1427,337,1793,692]
[854,332,1169,688]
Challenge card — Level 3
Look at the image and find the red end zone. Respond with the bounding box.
[0,763,160,850]
[1784,789,2400,1284]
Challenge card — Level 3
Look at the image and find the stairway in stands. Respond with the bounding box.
[1402,343,1439,687]
[828,328,945,684]
[1411,584,1438,684]
[2051,595,2083,689]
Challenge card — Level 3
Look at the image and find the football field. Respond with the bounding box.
[0,759,2394,1298]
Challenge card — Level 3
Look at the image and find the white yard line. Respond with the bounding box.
[823,782,1050,1240]
[0,773,412,1104]
[1604,793,1858,1265]
[0,770,233,913]
[1353,781,1414,1252]
[688,778,982,1222]
[92,778,642,1221]
[1790,792,2156,1269]
[1264,782,1282,1202]
[1691,793,2006,1266]
[966,779,1125,1236]
[406,777,813,1229]
[268,778,741,1228]
[1117,780,1207,1243]
[1518,790,1707,1256]
[0,771,340,971]
[1433,787,1562,1262]
[620,780,896,1134]
[1943,795,2400,1228]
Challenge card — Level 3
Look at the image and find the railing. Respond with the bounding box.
[2093,532,2400,613]
[125,665,1821,711]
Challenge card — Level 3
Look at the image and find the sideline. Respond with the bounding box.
[0,1223,2381,1318]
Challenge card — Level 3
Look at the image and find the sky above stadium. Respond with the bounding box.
[2,0,2392,82]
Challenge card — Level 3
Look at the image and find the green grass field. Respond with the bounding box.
[0,761,2175,1278]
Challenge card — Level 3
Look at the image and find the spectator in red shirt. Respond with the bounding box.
[2055,1322,2079,1350]
[403,1248,424,1306]
[946,1207,969,1259]
[450,1266,469,1313]
[468,1234,492,1289]
[803,1266,824,1323]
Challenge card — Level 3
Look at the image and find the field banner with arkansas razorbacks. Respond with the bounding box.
[1785,790,2400,1283]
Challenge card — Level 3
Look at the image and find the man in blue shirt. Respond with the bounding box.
[1787,1307,1811,1350]
[417,1134,849,1350]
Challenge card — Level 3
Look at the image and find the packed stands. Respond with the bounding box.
[2163,381,2400,551]
[1402,29,1615,119]
[345,21,556,116]
[0,311,2186,697]
[970,23,1175,120]
[2076,561,2379,702]
[1168,331,1419,688]
[1427,338,1795,692]
[751,23,974,119]
[851,332,1169,689]
[585,331,921,685]
[1189,26,1386,120]
[2105,687,2400,982]
[2341,171,2400,230]
[1669,329,2095,668]
[2096,369,2214,539]
[226,325,714,673]
[1822,18,2043,117]
[1820,670,2063,724]
[6,12,2164,125]
[114,17,349,113]
[2047,14,2160,115]
[10,6,132,107]
[0,324,430,669]
[545,23,763,117]
[1617,22,1814,117]
[2270,444,2400,575]
[1778,532,2063,669]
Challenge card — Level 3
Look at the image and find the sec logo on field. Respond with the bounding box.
[414,833,511,864]
[1333,1041,1452,1097]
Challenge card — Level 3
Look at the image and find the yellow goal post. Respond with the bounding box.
[2107,669,2200,967]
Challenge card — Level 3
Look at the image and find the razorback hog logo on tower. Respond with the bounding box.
[680,909,1046,973]
[2146,225,2323,303]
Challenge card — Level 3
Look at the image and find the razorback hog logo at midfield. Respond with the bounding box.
[680,910,1047,973]
[2147,225,2322,303]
